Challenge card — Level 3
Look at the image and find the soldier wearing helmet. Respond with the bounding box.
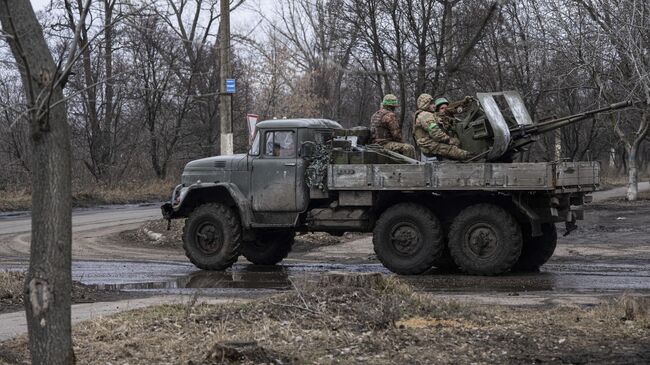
[435,97,449,113]
[413,93,473,161]
[434,96,460,146]
[370,94,416,158]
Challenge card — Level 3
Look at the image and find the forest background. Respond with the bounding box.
[1,0,648,204]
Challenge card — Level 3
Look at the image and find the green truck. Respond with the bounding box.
[162,91,629,275]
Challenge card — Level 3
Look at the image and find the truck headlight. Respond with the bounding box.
[172,185,189,206]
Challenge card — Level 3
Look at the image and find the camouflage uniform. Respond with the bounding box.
[413,94,472,161]
[370,97,416,159]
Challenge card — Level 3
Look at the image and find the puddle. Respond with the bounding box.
[91,266,294,291]
[85,263,389,292]
[6,260,650,295]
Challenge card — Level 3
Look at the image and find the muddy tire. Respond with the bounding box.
[182,203,241,270]
[373,203,443,275]
[242,230,294,265]
[448,204,522,275]
[514,223,557,272]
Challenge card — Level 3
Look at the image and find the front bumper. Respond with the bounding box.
[160,184,184,220]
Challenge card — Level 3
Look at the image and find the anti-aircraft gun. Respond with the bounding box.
[449,91,632,162]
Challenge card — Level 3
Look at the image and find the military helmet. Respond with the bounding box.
[434,97,450,111]
[382,94,399,107]
[417,93,434,110]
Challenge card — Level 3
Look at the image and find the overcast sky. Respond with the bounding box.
[30,0,276,34]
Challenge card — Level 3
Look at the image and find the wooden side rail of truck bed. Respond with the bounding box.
[327,161,599,192]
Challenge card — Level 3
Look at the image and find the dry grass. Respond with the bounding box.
[0,189,31,213]
[121,219,185,247]
[0,180,175,212]
[0,272,24,305]
[599,170,649,190]
[599,172,631,189]
[123,219,368,249]
[1,275,648,364]
[0,272,127,315]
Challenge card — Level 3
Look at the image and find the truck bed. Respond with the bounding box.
[327,161,599,192]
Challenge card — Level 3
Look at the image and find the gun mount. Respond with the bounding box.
[451,91,632,162]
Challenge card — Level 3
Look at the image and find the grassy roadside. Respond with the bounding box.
[0,181,175,212]
[0,272,22,310]
[0,272,142,315]
[1,275,648,364]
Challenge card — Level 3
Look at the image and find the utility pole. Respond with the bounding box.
[219,0,233,155]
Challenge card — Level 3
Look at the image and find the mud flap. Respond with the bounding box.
[564,213,577,236]
[161,202,174,220]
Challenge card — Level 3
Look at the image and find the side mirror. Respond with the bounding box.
[300,141,316,159]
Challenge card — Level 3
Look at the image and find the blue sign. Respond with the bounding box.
[225,79,236,94]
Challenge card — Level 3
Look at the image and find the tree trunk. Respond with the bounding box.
[102,0,116,179]
[0,2,73,364]
[626,146,638,201]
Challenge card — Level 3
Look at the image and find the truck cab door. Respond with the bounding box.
[251,130,298,212]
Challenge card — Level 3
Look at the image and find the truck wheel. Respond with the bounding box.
[514,223,557,272]
[448,204,522,275]
[242,230,294,265]
[373,203,443,275]
[182,203,241,270]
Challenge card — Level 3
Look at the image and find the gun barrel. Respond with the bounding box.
[517,100,633,135]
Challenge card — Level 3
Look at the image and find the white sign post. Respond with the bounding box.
[246,114,259,143]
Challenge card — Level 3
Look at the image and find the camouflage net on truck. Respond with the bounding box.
[305,143,330,191]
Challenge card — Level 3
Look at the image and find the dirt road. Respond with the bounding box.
[0,203,180,261]
[1,185,649,341]
[1,183,647,261]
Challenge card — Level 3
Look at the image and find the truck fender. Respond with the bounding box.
[165,182,253,228]
[511,197,542,237]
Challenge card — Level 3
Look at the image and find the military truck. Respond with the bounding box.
[162,91,628,275]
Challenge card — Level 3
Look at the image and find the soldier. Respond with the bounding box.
[370,94,416,158]
[413,93,473,161]
[434,97,449,114]
[434,96,460,146]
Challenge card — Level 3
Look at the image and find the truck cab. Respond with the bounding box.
[164,119,341,227]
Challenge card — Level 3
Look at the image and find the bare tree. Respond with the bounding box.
[0,75,31,179]
[125,11,189,179]
[0,0,90,363]
[1,0,647,207]
[576,0,650,200]
[153,0,223,156]
[63,0,124,181]
[271,0,359,119]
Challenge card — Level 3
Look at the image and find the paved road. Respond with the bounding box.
[0,203,161,236]
[0,203,182,261]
